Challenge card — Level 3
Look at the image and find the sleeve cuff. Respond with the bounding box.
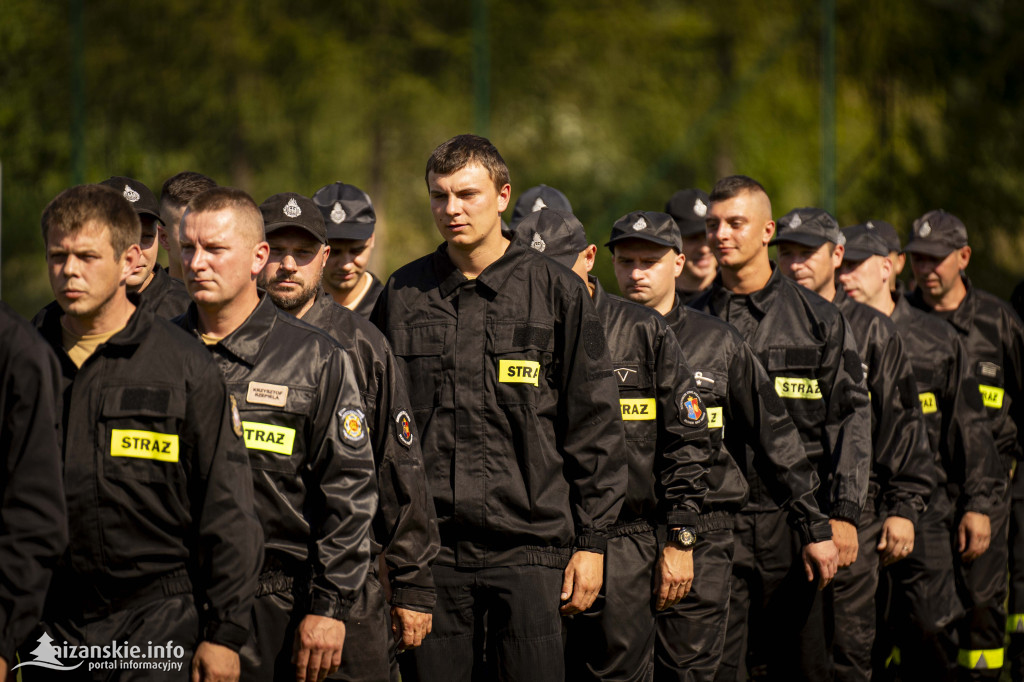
[829,500,862,527]
[573,532,607,554]
[665,510,699,527]
[203,621,249,652]
[884,499,922,527]
[793,518,834,546]
[308,587,354,621]
[390,587,436,612]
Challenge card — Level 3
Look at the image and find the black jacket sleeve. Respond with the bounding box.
[0,308,67,662]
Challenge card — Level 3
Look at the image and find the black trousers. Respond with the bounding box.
[401,564,565,682]
[334,566,394,682]
[718,509,830,682]
[831,501,884,682]
[22,594,197,681]
[875,490,960,682]
[954,482,1011,681]
[564,529,658,682]
[655,528,734,682]
[1010,466,1024,680]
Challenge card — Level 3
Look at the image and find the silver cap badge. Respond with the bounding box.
[123,185,140,203]
[283,198,302,219]
[693,199,707,217]
[531,197,547,212]
[530,232,546,252]
[632,216,648,231]
[330,201,346,224]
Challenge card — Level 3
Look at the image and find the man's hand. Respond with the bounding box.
[876,516,915,566]
[653,543,693,610]
[559,550,604,615]
[292,614,345,682]
[830,519,859,567]
[958,511,991,562]
[802,539,839,589]
[190,642,240,682]
[391,606,432,650]
[1,656,8,681]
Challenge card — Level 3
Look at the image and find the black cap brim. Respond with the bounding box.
[842,246,885,262]
[326,224,374,242]
[904,241,956,258]
[605,233,680,251]
[265,221,327,244]
[769,233,831,249]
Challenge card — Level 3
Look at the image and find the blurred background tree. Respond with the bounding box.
[3,0,1023,317]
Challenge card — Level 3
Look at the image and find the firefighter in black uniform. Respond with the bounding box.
[838,222,1001,680]
[159,171,218,281]
[690,175,872,681]
[371,135,627,682]
[176,187,377,682]
[904,210,1024,680]
[310,182,385,318]
[257,191,439,680]
[772,208,934,682]
[606,210,838,681]
[0,303,67,679]
[100,176,191,318]
[31,184,261,680]
[511,208,712,681]
[665,189,718,306]
[508,184,573,228]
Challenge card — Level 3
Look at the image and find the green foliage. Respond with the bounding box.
[3,0,1023,316]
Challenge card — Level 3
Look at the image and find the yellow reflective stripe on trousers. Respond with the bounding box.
[1008,614,1024,633]
[957,647,1003,669]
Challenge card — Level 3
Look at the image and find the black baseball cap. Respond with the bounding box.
[510,184,573,228]
[99,176,163,224]
[664,188,711,237]
[512,208,588,268]
[259,193,327,244]
[863,219,900,253]
[771,208,844,248]
[606,211,682,253]
[311,182,376,241]
[904,210,968,258]
[841,223,890,261]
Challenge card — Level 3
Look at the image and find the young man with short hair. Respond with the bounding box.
[159,171,217,280]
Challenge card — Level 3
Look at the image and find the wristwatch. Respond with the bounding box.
[667,526,697,549]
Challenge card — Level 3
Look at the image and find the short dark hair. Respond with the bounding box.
[41,184,140,256]
[425,134,510,191]
[183,187,264,247]
[709,175,769,203]
[161,171,217,208]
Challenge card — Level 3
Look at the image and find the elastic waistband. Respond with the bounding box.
[68,568,192,620]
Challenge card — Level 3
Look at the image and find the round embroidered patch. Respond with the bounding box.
[679,390,707,428]
[340,408,366,444]
[395,410,414,447]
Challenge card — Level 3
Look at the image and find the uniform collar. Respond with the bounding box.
[664,295,688,328]
[182,292,277,366]
[706,262,783,316]
[302,287,337,328]
[907,273,976,334]
[37,294,149,355]
[434,233,526,299]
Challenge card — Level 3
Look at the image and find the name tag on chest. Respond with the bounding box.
[247,382,289,407]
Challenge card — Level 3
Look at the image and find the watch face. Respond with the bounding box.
[681,528,696,546]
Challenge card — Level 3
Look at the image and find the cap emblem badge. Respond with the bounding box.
[123,185,140,203]
[530,232,546,253]
[330,201,347,224]
[693,198,707,217]
[531,197,547,212]
[866,221,876,230]
[789,213,803,229]
[283,198,302,219]
[632,216,648,231]
[919,221,931,238]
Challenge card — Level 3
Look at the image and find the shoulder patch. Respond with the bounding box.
[679,389,708,428]
[394,409,414,447]
[340,408,367,444]
[582,318,606,360]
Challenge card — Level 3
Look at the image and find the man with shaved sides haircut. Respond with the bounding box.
[690,175,871,681]
[160,171,217,281]
[372,135,627,681]
[177,187,377,682]
[31,183,260,681]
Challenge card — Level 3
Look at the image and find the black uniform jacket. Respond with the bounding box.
[36,300,260,651]
[834,288,933,525]
[0,303,67,661]
[690,265,872,524]
[302,289,439,613]
[666,299,833,543]
[890,293,1002,515]
[178,295,377,620]
[139,264,191,319]
[909,276,1024,476]
[351,272,385,320]
[589,279,709,530]
[371,237,627,569]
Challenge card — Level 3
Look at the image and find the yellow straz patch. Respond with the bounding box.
[242,422,296,456]
[620,398,656,420]
[498,360,541,386]
[707,407,724,429]
[918,392,937,414]
[979,385,1004,409]
[774,377,822,400]
[110,429,179,462]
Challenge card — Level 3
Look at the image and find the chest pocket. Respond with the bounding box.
[235,385,314,473]
[975,360,1005,409]
[99,385,186,483]
[490,321,554,405]
[390,324,451,409]
[766,345,824,411]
